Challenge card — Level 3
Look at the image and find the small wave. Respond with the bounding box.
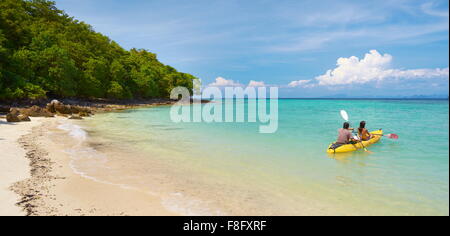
[161,192,226,216]
[57,122,87,141]
[57,120,224,216]
[57,121,114,186]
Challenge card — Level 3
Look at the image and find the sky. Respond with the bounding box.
[54,0,449,98]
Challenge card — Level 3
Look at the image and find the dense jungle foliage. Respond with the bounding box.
[0,0,195,101]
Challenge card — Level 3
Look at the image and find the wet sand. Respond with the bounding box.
[2,117,176,216]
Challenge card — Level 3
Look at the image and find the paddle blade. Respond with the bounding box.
[364,149,374,154]
[340,110,349,122]
[387,134,399,139]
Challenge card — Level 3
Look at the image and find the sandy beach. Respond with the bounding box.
[0,115,177,216]
[0,117,46,215]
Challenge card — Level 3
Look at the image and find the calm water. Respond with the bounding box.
[75,99,449,215]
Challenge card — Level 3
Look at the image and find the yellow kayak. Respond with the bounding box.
[327,130,383,154]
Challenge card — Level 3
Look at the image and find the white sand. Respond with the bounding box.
[1,116,176,216]
[0,117,45,216]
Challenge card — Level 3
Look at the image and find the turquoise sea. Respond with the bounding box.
[74,99,449,215]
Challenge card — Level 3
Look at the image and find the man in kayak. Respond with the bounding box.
[336,122,356,144]
[358,121,373,141]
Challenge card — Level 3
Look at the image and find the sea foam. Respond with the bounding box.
[161,192,225,216]
[57,122,87,141]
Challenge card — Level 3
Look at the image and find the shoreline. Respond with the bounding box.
[0,100,188,216]
[0,98,209,110]
[3,117,178,216]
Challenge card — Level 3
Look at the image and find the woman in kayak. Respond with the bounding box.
[358,121,373,141]
[336,122,356,144]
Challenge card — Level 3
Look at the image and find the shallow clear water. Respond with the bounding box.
[78,99,449,216]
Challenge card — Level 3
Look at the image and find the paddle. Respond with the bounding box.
[373,133,399,139]
[356,133,373,154]
[340,110,349,122]
[340,110,373,153]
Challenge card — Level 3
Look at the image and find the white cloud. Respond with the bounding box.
[315,50,449,86]
[288,80,312,88]
[248,80,266,87]
[208,77,242,87]
[267,21,449,53]
[208,78,269,87]
[421,2,449,18]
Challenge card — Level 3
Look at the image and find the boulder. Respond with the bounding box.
[69,114,83,120]
[71,106,92,115]
[21,105,54,117]
[69,106,80,114]
[6,109,21,122]
[46,100,71,114]
[18,114,31,122]
[78,111,90,117]
[46,100,91,115]
[55,104,72,114]
[46,100,60,113]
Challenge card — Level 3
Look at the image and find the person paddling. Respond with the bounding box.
[336,122,356,145]
[358,121,373,141]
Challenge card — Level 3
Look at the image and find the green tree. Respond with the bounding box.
[79,57,109,98]
[107,81,126,99]
[0,30,7,83]
[0,0,197,101]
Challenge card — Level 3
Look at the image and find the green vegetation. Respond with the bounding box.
[0,0,196,101]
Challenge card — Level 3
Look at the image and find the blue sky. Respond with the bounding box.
[55,0,449,97]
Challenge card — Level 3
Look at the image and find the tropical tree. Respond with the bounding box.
[0,0,197,101]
